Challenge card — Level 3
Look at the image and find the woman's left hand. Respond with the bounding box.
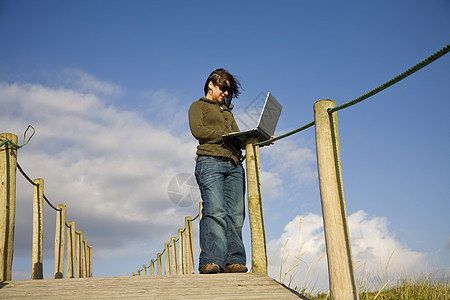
[266,136,275,146]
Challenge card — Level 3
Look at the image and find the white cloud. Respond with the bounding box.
[61,69,123,96]
[1,78,200,279]
[137,90,189,133]
[260,137,317,184]
[2,75,428,284]
[259,170,284,202]
[267,210,427,294]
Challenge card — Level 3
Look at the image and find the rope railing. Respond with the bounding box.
[0,130,93,281]
[249,44,450,298]
[254,121,316,147]
[330,44,450,113]
[254,44,450,147]
[16,162,38,186]
[2,44,447,292]
[17,162,63,213]
[131,44,449,284]
[132,207,201,277]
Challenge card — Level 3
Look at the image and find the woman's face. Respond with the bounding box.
[207,80,230,103]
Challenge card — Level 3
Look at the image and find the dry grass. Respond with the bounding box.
[276,218,449,300]
[303,267,449,300]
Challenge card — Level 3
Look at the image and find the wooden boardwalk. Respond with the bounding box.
[0,273,307,299]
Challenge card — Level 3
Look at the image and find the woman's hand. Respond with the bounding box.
[266,136,275,146]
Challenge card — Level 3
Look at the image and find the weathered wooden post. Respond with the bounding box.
[142,264,146,276]
[170,237,177,275]
[76,230,83,278]
[54,204,66,278]
[88,245,92,277]
[178,228,185,274]
[150,259,155,276]
[314,99,358,300]
[245,143,267,274]
[66,221,75,278]
[157,253,162,275]
[185,216,194,274]
[164,242,170,275]
[83,238,88,278]
[0,133,18,281]
[31,178,44,279]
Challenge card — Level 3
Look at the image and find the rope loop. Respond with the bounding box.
[0,125,35,150]
[19,125,35,148]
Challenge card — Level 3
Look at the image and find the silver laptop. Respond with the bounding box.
[223,92,282,149]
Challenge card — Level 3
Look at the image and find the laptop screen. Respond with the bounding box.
[256,92,282,137]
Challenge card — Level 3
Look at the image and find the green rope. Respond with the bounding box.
[16,162,39,186]
[329,44,450,113]
[0,125,35,150]
[43,194,62,212]
[0,139,19,150]
[253,121,315,147]
[253,44,449,147]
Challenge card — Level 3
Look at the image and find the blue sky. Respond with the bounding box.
[1,0,449,293]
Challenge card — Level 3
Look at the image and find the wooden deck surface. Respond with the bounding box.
[0,273,308,299]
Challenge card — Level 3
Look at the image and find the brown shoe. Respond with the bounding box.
[199,263,220,274]
[224,264,248,273]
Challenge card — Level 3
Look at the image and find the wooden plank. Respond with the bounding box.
[0,273,307,299]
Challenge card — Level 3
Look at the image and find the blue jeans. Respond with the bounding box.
[195,155,246,270]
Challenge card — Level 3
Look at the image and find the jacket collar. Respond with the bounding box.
[199,97,230,111]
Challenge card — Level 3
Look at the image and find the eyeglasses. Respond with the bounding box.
[216,84,230,94]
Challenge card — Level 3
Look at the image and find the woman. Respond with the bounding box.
[188,68,247,274]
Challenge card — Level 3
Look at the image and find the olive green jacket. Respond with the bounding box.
[188,97,242,163]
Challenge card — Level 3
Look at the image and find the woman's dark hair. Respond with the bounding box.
[203,68,241,108]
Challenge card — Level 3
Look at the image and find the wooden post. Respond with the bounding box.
[87,245,92,277]
[150,259,155,276]
[31,178,44,279]
[314,99,358,300]
[245,143,267,274]
[54,204,66,278]
[156,253,162,275]
[185,216,194,274]
[170,237,177,275]
[0,133,18,281]
[164,242,170,275]
[142,264,146,276]
[76,230,83,278]
[66,222,75,278]
[178,229,185,274]
[83,238,88,278]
